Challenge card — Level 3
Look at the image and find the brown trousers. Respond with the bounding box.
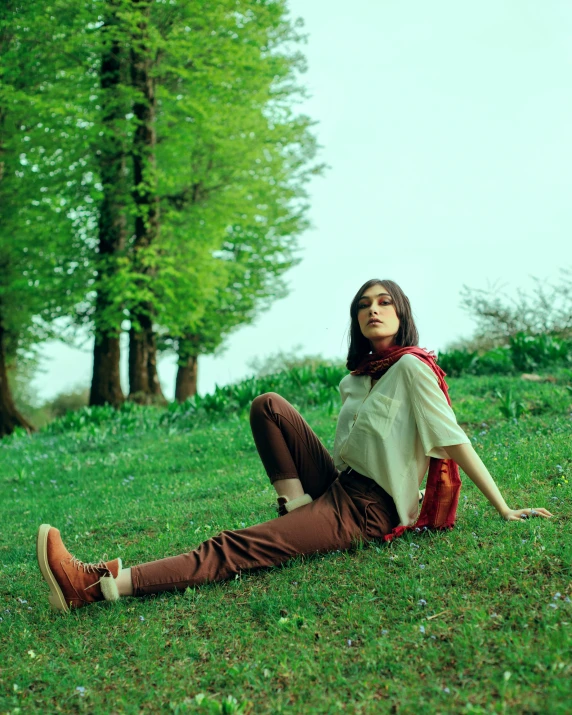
[131,393,399,596]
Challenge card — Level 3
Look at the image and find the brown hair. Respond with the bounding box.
[346,279,419,370]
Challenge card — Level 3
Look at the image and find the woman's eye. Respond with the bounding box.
[358,303,368,310]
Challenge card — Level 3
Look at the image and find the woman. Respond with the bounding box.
[37,279,553,612]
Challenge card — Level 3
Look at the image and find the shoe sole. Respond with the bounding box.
[37,524,70,614]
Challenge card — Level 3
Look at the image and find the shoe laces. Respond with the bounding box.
[70,555,109,574]
[70,555,114,592]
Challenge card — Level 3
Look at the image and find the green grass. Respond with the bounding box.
[0,372,571,714]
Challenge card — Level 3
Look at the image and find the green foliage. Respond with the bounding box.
[438,333,571,378]
[186,693,250,715]
[0,374,570,712]
[509,332,571,373]
[100,0,323,355]
[44,399,162,437]
[314,364,345,389]
[43,386,90,419]
[436,349,478,377]
[472,346,515,375]
[1,0,322,412]
[495,388,527,420]
[13,382,91,430]
[161,363,347,428]
[0,0,94,360]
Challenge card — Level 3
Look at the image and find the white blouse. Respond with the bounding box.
[333,354,470,527]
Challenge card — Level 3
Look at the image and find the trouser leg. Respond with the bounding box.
[130,474,399,597]
[249,392,339,499]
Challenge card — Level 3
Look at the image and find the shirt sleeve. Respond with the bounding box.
[410,361,470,459]
[339,375,351,406]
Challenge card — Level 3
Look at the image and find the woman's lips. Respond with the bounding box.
[368,319,382,325]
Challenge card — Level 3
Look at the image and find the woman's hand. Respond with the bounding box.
[502,507,554,521]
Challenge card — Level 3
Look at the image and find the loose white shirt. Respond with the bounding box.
[333,354,470,527]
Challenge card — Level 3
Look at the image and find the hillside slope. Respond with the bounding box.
[0,372,571,714]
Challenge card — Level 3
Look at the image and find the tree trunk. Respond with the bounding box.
[89,6,127,407]
[128,309,165,403]
[0,320,34,438]
[145,325,164,399]
[128,0,164,403]
[175,355,198,402]
[128,322,148,395]
[175,333,201,401]
[0,88,33,437]
[90,332,123,407]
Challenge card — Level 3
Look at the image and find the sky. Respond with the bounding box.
[33,0,572,402]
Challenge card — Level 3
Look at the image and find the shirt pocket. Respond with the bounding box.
[357,393,402,440]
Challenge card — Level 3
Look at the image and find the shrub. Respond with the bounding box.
[45,400,161,436]
[160,363,347,428]
[44,386,90,418]
[437,349,478,377]
[438,334,571,378]
[509,332,571,372]
[474,346,515,376]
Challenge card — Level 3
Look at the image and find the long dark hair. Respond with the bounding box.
[346,279,419,370]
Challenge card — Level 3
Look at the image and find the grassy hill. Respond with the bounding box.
[0,370,571,714]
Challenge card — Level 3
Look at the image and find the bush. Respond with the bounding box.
[439,333,571,377]
[161,363,348,429]
[474,346,515,376]
[437,349,478,377]
[45,400,161,436]
[509,332,571,372]
[44,386,90,418]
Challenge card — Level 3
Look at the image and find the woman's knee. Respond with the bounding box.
[250,392,281,420]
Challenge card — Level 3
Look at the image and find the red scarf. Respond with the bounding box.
[351,345,462,542]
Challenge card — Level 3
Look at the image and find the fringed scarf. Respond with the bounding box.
[351,345,462,543]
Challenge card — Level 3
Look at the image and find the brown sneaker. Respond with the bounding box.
[36,524,122,613]
[276,493,313,517]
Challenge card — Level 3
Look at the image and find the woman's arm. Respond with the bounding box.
[443,443,554,521]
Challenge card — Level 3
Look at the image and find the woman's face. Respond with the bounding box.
[357,283,400,350]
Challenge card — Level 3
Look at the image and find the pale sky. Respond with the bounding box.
[33,0,572,402]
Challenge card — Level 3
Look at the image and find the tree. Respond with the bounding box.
[166,176,308,401]
[0,0,92,436]
[90,0,133,407]
[139,0,321,400]
[164,231,295,402]
[1,0,321,431]
[125,0,165,402]
[459,268,572,348]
